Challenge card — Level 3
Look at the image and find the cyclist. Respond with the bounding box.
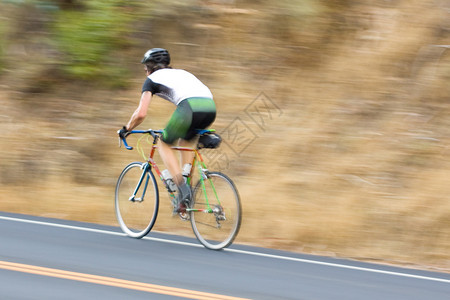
[119,48,216,213]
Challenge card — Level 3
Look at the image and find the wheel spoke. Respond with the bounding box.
[193,220,220,229]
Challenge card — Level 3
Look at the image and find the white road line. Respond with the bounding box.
[0,215,449,284]
[0,215,203,248]
[224,248,450,283]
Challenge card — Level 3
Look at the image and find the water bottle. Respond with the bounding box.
[182,163,192,179]
[162,169,177,193]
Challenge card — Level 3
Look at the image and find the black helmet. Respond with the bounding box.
[141,48,170,65]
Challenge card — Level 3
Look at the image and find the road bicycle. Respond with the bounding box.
[115,129,242,250]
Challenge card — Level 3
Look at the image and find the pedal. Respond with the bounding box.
[178,211,190,221]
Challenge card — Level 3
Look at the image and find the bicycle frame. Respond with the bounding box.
[121,130,219,214]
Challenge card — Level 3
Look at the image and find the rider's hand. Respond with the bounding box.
[118,126,129,139]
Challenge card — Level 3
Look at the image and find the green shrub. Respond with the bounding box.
[52,0,135,86]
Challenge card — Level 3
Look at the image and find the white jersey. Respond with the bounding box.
[141,68,213,105]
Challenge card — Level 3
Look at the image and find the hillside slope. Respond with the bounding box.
[0,0,449,270]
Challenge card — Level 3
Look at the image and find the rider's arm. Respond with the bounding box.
[126,91,152,131]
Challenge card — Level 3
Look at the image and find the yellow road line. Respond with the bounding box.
[0,261,251,300]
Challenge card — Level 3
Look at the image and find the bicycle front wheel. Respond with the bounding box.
[190,172,242,250]
[115,162,159,238]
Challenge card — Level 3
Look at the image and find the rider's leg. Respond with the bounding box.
[158,140,183,185]
[158,139,191,213]
[179,138,196,166]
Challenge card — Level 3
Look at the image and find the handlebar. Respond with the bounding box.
[117,128,215,150]
[118,129,163,150]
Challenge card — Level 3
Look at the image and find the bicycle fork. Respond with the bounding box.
[129,163,151,202]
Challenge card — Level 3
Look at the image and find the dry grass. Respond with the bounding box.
[0,0,449,272]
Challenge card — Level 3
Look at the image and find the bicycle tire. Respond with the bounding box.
[190,171,242,250]
[115,162,159,238]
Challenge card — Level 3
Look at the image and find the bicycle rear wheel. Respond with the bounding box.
[115,162,159,238]
[190,171,241,250]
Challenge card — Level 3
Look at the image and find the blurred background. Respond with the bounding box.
[0,0,449,270]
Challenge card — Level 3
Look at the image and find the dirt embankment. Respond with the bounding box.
[0,1,449,271]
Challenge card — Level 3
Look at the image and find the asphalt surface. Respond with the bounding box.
[0,212,449,299]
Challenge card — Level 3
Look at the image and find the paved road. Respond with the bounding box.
[0,212,448,299]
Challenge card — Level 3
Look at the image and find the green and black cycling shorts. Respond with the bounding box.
[162,97,216,144]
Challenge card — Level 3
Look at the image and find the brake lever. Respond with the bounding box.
[117,129,122,148]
